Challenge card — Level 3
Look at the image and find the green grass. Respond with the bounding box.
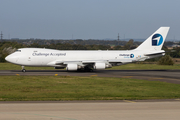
[1,63,180,70]
[0,76,180,101]
[0,63,55,70]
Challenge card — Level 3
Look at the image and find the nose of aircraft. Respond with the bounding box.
[5,55,10,62]
[5,54,18,63]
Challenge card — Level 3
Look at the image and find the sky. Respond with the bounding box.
[0,0,180,40]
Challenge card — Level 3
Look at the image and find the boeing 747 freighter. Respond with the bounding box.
[5,27,170,72]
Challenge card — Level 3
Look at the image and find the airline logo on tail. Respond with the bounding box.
[152,34,163,46]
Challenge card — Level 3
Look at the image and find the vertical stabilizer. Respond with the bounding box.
[135,27,170,51]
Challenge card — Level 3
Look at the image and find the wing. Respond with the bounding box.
[47,59,134,70]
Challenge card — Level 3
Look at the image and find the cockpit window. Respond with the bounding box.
[16,50,21,52]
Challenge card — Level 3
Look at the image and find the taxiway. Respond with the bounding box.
[0,100,180,120]
[0,69,180,84]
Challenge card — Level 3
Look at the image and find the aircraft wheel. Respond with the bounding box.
[22,69,26,72]
[84,67,93,72]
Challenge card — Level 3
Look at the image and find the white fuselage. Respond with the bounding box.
[5,48,161,67]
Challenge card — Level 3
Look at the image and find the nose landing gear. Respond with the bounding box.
[21,66,26,72]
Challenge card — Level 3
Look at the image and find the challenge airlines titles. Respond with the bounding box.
[32,53,66,57]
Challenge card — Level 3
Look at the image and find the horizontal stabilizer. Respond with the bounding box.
[144,51,165,56]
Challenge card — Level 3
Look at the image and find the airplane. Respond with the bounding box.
[5,27,170,72]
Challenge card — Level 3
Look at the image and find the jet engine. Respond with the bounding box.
[66,64,78,71]
[93,63,106,70]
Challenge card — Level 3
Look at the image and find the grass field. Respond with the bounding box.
[1,63,180,70]
[0,76,180,101]
[0,63,55,70]
[1,63,180,101]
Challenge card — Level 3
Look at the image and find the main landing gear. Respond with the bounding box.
[21,66,26,72]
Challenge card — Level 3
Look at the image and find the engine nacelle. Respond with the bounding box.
[66,64,78,71]
[93,63,106,70]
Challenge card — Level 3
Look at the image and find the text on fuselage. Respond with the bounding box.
[32,53,66,57]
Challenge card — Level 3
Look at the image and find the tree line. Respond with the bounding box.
[0,40,180,63]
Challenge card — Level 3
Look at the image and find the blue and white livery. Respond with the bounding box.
[5,27,170,72]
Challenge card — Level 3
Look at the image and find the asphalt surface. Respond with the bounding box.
[0,69,180,84]
[0,100,180,120]
[0,70,180,119]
